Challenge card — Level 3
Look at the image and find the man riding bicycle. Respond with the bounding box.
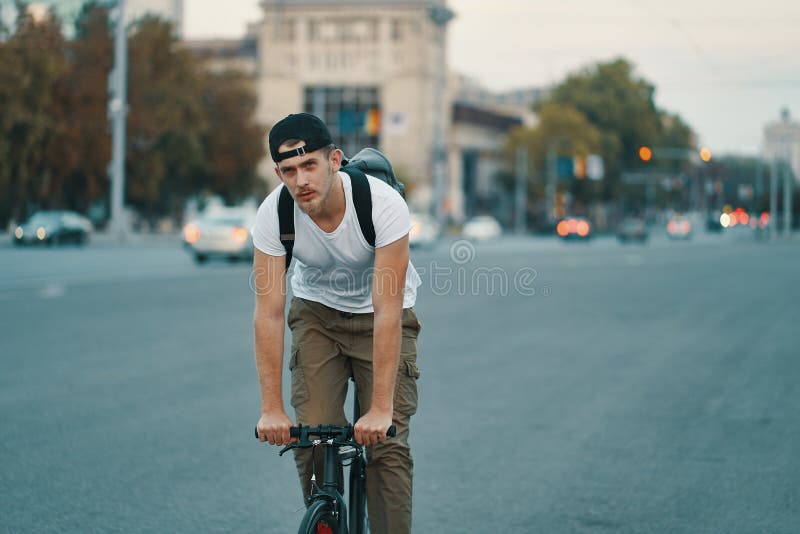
[252,113,422,534]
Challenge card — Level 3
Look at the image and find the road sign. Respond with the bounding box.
[587,155,604,180]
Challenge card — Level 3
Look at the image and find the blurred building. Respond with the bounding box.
[448,103,522,223]
[253,0,455,208]
[181,35,258,77]
[252,0,532,222]
[763,108,800,183]
[452,73,546,127]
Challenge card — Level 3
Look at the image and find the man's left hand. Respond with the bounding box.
[354,409,393,446]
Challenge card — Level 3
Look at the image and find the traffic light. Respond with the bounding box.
[574,156,586,179]
[639,146,652,162]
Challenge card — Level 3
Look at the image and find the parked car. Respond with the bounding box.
[617,216,648,243]
[462,215,502,241]
[666,214,692,240]
[182,208,256,264]
[409,212,441,248]
[13,210,93,246]
[556,216,592,241]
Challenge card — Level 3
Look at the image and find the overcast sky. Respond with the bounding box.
[184,0,800,156]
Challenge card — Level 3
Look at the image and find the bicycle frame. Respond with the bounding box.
[299,377,369,534]
[348,381,367,534]
[258,376,394,533]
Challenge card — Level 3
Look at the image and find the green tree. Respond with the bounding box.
[197,69,264,204]
[125,16,266,225]
[126,16,207,224]
[47,2,113,215]
[506,102,602,222]
[0,2,67,224]
[543,58,695,199]
[0,5,265,228]
[507,102,602,175]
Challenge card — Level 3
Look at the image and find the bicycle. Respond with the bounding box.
[255,376,395,534]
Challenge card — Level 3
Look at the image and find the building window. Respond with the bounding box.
[273,18,295,42]
[304,86,381,156]
[391,19,402,41]
[308,19,318,42]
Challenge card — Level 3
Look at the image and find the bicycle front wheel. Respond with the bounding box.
[298,499,338,534]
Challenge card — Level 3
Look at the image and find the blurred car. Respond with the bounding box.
[706,213,724,232]
[182,208,256,264]
[409,212,441,248]
[462,215,502,241]
[556,216,592,241]
[666,214,692,240]
[617,216,648,243]
[13,210,93,246]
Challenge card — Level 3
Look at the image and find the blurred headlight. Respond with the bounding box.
[720,213,731,228]
[184,223,201,244]
[36,227,47,240]
[231,227,249,244]
[14,226,23,239]
[576,220,590,237]
[567,219,578,234]
[556,221,569,237]
[410,221,421,238]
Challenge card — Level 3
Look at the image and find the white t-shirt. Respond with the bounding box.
[251,171,422,313]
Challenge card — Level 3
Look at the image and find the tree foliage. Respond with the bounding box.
[0,4,265,227]
[507,102,602,175]
[508,57,696,207]
[0,3,67,223]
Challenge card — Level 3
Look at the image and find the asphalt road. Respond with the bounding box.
[1,231,798,533]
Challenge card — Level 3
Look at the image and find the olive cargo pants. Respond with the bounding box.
[286,297,422,534]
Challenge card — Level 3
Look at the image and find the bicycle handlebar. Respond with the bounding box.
[289,424,396,440]
[254,424,396,441]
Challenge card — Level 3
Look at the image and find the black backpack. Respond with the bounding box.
[278,148,405,270]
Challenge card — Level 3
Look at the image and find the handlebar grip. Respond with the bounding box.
[290,426,300,438]
[387,425,396,438]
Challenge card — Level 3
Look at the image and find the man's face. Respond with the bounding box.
[274,141,342,217]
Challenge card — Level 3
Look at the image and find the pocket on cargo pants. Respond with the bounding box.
[394,359,420,417]
[394,308,421,417]
[288,349,309,408]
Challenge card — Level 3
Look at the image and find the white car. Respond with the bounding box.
[462,215,502,241]
[182,208,256,264]
[409,212,441,248]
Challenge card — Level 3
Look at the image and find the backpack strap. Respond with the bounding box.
[342,166,375,247]
[277,185,295,270]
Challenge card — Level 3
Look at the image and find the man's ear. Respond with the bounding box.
[274,167,285,183]
[329,149,343,172]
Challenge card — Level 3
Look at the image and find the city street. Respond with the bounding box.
[1,232,798,532]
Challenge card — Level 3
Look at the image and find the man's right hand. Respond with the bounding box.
[256,411,296,446]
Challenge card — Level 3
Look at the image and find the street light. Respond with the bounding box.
[638,146,653,162]
[427,3,454,227]
[699,146,712,162]
[108,0,128,241]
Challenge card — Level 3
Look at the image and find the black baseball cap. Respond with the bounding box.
[268,113,334,163]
